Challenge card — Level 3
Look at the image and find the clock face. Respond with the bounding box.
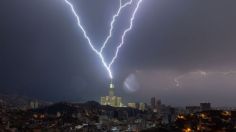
[110,83,114,88]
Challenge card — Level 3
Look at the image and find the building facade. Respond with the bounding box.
[100,82,123,107]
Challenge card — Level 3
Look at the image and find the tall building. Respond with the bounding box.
[156,99,161,108]
[30,100,39,109]
[117,97,123,107]
[109,83,114,96]
[139,102,146,111]
[151,97,156,108]
[100,81,123,107]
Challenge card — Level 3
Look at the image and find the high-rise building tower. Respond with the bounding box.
[109,82,114,97]
[151,97,156,108]
[100,80,123,107]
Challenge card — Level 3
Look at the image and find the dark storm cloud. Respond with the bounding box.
[1,0,236,106]
[121,0,236,71]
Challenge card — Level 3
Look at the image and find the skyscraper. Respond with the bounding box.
[151,97,156,109]
[109,83,114,97]
[100,81,123,107]
[139,102,146,111]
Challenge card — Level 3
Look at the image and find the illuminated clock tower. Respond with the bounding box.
[100,80,123,107]
[109,82,115,97]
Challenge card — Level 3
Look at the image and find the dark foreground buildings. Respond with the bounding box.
[1,95,236,131]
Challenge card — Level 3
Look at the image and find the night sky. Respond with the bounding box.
[1,0,236,106]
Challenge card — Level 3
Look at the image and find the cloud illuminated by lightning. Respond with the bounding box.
[64,0,143,79]
[173,70,236,87]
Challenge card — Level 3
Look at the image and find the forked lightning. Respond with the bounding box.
[64,0,143,79]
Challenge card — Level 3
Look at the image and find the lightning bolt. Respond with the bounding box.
[100,0,133,53]
[174,77,181,87]
[109,0,143,67]
[64,0,143,79]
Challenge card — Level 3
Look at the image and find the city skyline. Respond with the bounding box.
[1,0,236,106]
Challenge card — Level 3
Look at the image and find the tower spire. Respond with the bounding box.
[109,79,114,89]
[109,79,114,97]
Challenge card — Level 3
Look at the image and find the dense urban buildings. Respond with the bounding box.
[1,94,236,131]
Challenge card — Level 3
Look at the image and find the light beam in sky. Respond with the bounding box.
[64,0,143,79]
